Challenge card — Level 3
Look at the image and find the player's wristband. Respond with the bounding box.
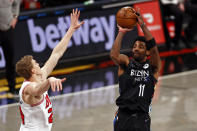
[146,38,156,50]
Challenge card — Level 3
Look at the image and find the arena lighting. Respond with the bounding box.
[54,10,65,15]
[37,12,47,18]
[18,0,152,21]
[102,0,150,9]
[18,15,29,20]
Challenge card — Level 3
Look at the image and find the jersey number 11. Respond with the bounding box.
[139,84,145,97]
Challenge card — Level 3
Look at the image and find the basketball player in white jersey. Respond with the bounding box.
[15,9,84,131]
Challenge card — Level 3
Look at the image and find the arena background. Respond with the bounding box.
[0,0,197,131]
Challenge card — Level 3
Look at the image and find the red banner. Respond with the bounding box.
[166,21,175,38]
[134,0,165,44]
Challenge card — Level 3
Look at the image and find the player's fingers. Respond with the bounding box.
[117,24,124,30]
[53,82,57,92]
[131,7,136,14]
[136,7,141,14]
[61,78,67,82]
[77,10,80,19]
[135,12,140,16]
[59,81,63,91]
[60,83,63,91]
[73,9,76,18]
[51,82,55,92]
[134,13,140,20]
[133,8,139,17]
[56,81,60,92]
[58,80,62,91]
[135,7,139,12]
[77,21,84,28]
[126,28,133,31]
[74,8,77,16]
[71,13,73,19]
[50,82,53,91]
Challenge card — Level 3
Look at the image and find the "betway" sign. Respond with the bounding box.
[0,8,138,69]
[28,15,116,52]
[0,47,5,68]
[0,13,117,68]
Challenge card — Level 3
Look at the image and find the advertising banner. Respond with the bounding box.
[0,0,166,69]
[0,8,138,69]
[134,0,166,44]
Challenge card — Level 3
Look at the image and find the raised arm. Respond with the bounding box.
[41,9,84,79]
[110,26,132,66]
[135,8,161,79]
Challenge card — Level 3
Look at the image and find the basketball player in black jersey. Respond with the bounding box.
[110,8,161,131]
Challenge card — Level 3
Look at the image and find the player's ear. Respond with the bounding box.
[32,68,36,74]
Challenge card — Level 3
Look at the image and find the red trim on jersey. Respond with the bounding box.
[22,84,30,94]
[19,106,25,125]
[48,108,52,113]
[31,96,44,107]
[24,79,31,82]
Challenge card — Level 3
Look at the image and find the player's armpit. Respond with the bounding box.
[118,65,126,76]
[23,82,37,95]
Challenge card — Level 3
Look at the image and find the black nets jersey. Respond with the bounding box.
[116,59,157,113]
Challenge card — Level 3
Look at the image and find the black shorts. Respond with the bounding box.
[114,109,151,131]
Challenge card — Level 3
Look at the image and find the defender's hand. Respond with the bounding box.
[48,77,66,92]
[70,8,84,30]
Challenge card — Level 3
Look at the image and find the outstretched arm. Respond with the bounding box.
[41,9,84,79]
[110,26,132,66]
[135,8,161,79]
[23,77,66,96]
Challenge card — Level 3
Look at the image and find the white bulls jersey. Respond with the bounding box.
[19,81,53,131]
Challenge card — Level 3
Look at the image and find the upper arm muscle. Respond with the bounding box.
[112,54,129,66]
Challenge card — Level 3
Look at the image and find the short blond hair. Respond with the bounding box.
[16,55,33,80]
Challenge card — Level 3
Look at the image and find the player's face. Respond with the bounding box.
[31,59,42,75]
[132,41,147,62]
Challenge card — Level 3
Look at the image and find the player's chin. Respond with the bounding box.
[133,54,140,59]
[133,55,143,62]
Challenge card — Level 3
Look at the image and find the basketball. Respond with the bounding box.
[116,6,138,29]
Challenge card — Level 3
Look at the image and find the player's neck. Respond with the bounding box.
[135,58,146,63]
[29,74,43,82]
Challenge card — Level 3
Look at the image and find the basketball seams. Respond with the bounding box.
[116,6,137,28]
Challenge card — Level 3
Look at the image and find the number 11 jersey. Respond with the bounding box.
[116,60,157,113]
